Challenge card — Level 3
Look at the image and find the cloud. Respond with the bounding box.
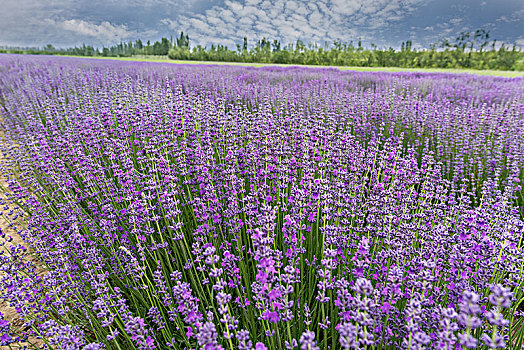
[161,0,427,48]
[496,8,524,23]
[1,0,523,49]
[0,0,162,47]
[48,19,135,42]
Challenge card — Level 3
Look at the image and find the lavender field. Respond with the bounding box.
[0,54,523,349]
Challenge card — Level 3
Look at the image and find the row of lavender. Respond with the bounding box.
[0,54,523,349]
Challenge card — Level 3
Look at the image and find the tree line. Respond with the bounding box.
[1,30,523,71]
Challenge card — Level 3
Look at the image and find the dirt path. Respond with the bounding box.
[0,132,45,349]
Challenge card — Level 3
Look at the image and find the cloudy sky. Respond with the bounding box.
[1,0,523,49]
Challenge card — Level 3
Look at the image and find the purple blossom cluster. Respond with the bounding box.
[0,54,523,349]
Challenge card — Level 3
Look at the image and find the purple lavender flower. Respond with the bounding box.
[338,322,358,349]
[0,55,523,350]
[198,321,221,349]
[125,317,156,350]
[482,332,506,349]
[457,290,482,329]
[299,330,320,350]
[488,284,513,308]
[457,332,478,349]
[253,342,267,350]
[353,277,373,296]
[236,329,253,350]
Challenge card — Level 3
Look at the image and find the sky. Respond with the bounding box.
[0,0,523,50]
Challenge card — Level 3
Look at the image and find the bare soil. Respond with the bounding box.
[0,132,45,349]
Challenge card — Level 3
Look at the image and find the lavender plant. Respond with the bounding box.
[0,54,523,349]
